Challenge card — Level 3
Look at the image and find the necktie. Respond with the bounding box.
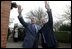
[32,24,36,33]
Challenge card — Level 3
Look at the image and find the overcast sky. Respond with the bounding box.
[9,1,71,28]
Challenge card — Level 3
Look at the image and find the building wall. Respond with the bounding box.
[1,1,11,48]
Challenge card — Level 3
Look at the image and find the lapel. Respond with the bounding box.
[31,24,36,33]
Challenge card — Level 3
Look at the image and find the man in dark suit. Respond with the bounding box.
[17,5,41,48]
[38,1,57,48]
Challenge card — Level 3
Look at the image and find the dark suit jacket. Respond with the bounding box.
[38,9,57,48]
[18,16,40,48]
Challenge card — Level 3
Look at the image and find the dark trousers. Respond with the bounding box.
[41,33,57,48]
[41,38,57,48]
[33,33,39,48]
[41,33,47,48]
[13,38,18,42]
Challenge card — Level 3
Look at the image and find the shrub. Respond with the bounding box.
[55,31,71,43]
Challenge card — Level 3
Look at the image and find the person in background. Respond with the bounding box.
[13,24,19,42]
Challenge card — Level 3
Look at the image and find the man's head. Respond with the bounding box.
[40,18,47,25]
[31,17,37,24]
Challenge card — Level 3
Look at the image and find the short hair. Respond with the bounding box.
[31,16,38,21]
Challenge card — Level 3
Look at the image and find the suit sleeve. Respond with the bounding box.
[47,9,53,25]
[18,15,28,28]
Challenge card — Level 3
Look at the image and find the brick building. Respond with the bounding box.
[1,1,11,48]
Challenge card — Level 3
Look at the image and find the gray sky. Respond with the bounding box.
[9,1,71,28]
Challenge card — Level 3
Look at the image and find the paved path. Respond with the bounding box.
[6,36,42,48]
[6,36,71,48]
[6,41,71,48]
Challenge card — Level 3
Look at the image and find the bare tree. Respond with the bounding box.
[53,4,71,31]
[62,5,71,25]
[53,20,64,31]
[26,7,48,25]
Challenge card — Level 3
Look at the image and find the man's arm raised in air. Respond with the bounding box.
[17,5,28,28]
[45,1,53,25]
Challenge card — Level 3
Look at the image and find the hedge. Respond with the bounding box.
[55,31,71,43]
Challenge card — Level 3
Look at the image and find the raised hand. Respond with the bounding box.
[45,1,50,11]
